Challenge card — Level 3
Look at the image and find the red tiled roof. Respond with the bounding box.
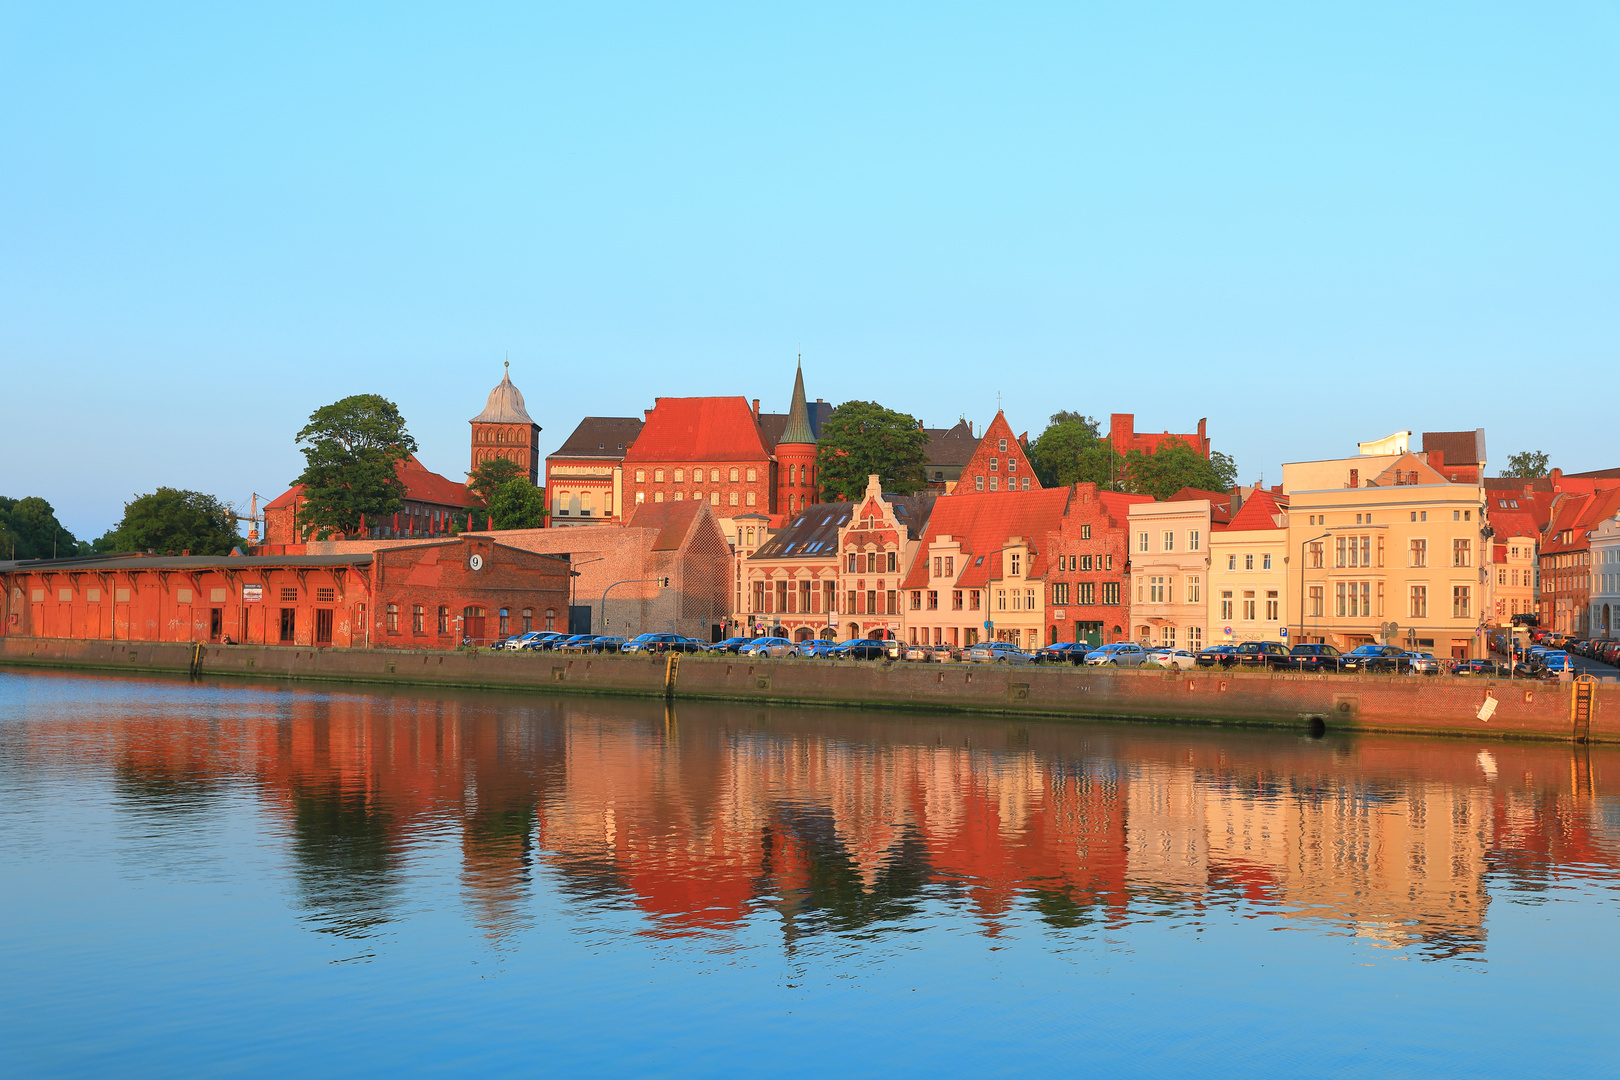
[1542,488,1620,554]
[899,488,1072,590]
[1096,490,1156,524]
[1225,491,1286,532]
[263,455,472,515]
[1170,486,1232,524]
[1488,509,1540,543]
[623,397,769,463]
[625,499,707,551]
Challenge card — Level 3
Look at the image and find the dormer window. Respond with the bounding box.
[1010,552,1021,576]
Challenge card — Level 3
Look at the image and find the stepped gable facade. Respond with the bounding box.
[262,454,470,546]
[1108,413,1210,459]
[545,416,645,527]
[957,411,1038,495]
[470,364,543,485]
[742,501,851,640]
[835,479,938,642]
[900,485,1072,651]
[1043,484,1154,647]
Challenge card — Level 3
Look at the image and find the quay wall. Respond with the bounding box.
[2,637,1614,744]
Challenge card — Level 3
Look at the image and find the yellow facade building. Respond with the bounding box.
[1205,491,1290,646]
[1284,450,1488,658]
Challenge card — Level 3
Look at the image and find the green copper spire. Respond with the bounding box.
[779,358,816,445]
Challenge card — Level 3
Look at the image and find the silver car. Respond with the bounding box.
[962,642,1032,665]
[1144,648,1199,671]
[740,637,796,658]
[1084,642,1149,667]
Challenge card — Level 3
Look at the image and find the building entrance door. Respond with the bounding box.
[1076,621,1102,647]
[464,606,487,644]
[314,609,333,645]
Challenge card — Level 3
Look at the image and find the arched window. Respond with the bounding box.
[386,603,399,632]
[522,608,533,632]
[729,467,739,482]
[544,608,556,631]
[710,469,720,483]
[498,608,510,636]
[674,469,685,483]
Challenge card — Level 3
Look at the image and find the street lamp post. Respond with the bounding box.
[1299,532,1330,647]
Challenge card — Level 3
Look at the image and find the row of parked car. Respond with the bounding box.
[1517,628,1619,668]
[483,629,1602,676]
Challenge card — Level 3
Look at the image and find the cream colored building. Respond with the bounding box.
[1206,491,1289,646]
[1590,514,1620,640]
[1285,450,1488,658]
[1126,500,1212,651]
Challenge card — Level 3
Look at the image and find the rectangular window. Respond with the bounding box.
[1228,554,1237,571]
[1245,554,1254,571]
[1081,555,1093,571]
[316,587,335,604]
[1242,592,1256,620]
[952,589,964,610]
[1163,531,1175,552]
[970,590,981,610]
[997,589,1007,611]
[280,587,298,603]
[1189,627,1202,650]
[1453,539,1471,567]
[1189,530,1200,551]
[989,477,998,491]
[866,589,877,614]
[1265,591,1279,621]
[1052,583,1069,605]
[975,476,985,491]
[1105,555,1113,571]
[1453,586,1470,618]
[1262,554,1271,570]
[1187,576,1200,603]
[1220,592,1233,620]
[1308,586,1323,617]
[438,606,449,633]
[387,603,400,632]
[1101,582,1119,605]
[1078,582,1095,605]
[1025,587,1035,610]
[413,605,424,633]
[933,556,942,577]
[910,591,922,610]
[1336,582,1346,617]
[1081,525,1091,540]
[1309,542,1323,569]
[1411,585,1427,618]
[1336,537,1346,568]
[1138,532,1149,553]
[1410,538,1426,567]
[927,590,939,610]
[941,555,950,576]
[1010,553,1021,577]
[847,589,857,615]
[887,590,897,614]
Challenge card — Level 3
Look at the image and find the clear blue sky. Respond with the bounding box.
[3,2,1616,539]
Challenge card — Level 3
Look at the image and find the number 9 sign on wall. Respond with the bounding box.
[469,554,484,571]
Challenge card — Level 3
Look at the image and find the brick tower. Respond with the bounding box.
[773,361,818,516]
[469,362,542,484]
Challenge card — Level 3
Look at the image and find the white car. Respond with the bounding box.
[1144,648,1199,671]
[1084,642,1149,667]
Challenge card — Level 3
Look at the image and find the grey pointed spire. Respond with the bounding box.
[778,359,816,444]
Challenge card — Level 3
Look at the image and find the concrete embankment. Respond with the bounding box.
[2,636,1613,744]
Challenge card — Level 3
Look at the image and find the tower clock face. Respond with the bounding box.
[469,554,484,571]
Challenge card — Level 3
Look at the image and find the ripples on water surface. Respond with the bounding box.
[3,668,1618,1076]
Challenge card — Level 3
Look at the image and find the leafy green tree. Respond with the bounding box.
[291,395,417,540]
[1500,450,1551,478]
[105,488,242,556]
[0,496,77,560]
[1121,439,1239,501]
[467,456,524,506]
[815,401,930,500]
[1029,412,1104,487]
[488,479,547,530]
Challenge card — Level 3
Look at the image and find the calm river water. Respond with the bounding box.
[3,668,1619,1076]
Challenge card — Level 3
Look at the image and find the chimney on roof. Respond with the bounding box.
[752,399,760,422]
[1229,486,1244,519]
[1429,449,1444,472]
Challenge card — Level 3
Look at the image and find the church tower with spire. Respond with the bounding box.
[774,360,819,516]
[469,362,542,484]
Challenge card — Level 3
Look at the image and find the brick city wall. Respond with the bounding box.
[5,636,1615,744]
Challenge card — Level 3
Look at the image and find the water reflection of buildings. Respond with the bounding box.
[25,675,1620,957]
